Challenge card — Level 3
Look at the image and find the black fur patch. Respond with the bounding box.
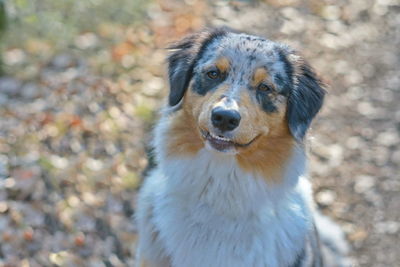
[192,70,227,95]
[248,55,256,61]
[290,248,306,267]
[286,57,325,141]
[256,89,278,113]
[167,28,230,106]
[276,49,294,95]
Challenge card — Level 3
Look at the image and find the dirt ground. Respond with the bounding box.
[0,0,399,266]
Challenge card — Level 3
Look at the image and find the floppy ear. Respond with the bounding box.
[286,54,326,141]
[167,28,229,106]
[167,34,199,106]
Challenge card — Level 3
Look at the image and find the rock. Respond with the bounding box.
[0,77,22,96]
[321,5,342,20]
[20,82,40,99]
[376,130,399,147]
[74,32,99,50]
[0,154,9,177]
[354,175,375,194]
[0,91,7,106]
[375,221,400,234]
[4,48,26,65]
[50,53,76,70]
[316,189,337,206]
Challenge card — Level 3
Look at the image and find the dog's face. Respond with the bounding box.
[166,28,325,170]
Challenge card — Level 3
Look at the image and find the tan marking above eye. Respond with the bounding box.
[252,68,269,87]
[215,57,230,73]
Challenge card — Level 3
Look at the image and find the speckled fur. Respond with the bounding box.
[135,28,348,267]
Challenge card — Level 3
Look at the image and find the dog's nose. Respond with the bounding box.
[211,107,241,132]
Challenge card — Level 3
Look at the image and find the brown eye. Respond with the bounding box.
[258,83,272,92]
[207,70,220,79]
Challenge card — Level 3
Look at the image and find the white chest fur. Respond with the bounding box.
[137,145,314,267]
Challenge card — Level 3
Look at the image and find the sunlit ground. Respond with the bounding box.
[0,0,399,266]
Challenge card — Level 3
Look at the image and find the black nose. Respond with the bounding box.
[211,107,241,132]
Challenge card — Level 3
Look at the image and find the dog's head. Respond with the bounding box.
[166,28,325,161]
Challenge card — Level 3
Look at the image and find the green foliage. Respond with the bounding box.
[0,0,6,74]
[5,0,150,50]
[0,0,6,34]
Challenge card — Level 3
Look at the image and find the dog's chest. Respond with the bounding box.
[151,151,310,267]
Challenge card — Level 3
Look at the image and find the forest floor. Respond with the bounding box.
[0,0,399,266]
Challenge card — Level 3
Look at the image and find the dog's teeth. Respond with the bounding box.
[210,133,230,141]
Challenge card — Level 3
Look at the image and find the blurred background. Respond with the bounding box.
[0,0,399,266]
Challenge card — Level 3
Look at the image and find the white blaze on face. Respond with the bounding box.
[212,96,240,113]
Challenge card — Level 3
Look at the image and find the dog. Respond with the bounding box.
[135,28,349,267]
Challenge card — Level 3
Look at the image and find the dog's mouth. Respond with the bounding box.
[200,129,259,152]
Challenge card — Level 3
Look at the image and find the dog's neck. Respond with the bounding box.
[154,111,309,218]
[163,148,307,218]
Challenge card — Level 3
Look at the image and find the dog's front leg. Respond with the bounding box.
[135,195,171,267]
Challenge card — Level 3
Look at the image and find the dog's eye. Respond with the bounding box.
[258,83,272,92]
[207,70,220,79]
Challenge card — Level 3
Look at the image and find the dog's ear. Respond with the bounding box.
[167,34,200,106]
[286,54,326,141]
[167,28,229,106]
